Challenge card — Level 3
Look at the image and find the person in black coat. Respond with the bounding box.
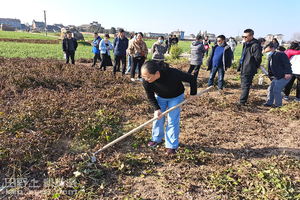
[62,31,78,64]
[237,29,262,105]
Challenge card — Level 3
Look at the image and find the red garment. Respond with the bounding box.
[285,49,300,59]
[138,41,144,56]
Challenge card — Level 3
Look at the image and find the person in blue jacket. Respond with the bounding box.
[99,34,113,71]
[91,32,102,67]
[113,29,129,76]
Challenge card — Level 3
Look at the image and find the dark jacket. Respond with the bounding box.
[237,38,262,75]
[151,41,167,60]
[268,51,292,79]
[143,67,197,111]
[92,36,102,54]
[62,37,78,52]
[113,36,129,56]
[190,41,206,65]
[166,37,173,47]
[207,43,232,71]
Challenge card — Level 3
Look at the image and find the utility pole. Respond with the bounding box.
[43,10,47,36]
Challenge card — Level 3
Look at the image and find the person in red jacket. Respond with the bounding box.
[283,42,300,101]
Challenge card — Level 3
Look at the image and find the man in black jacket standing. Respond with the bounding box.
[62,31,78,64]
[237,29,262,105]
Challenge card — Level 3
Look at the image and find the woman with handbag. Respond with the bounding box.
[128,32,148,81]
[203,36,211,57]
[99,34,113,71]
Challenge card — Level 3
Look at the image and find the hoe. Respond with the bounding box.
[91,86,212,162]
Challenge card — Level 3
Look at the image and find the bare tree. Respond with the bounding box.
[291,32,300,41]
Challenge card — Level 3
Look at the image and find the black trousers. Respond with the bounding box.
[92,53,101,66]
[284,74,300,98]
[66,50,75,64]
[131,56,146,79]
[113,55,126,74]
[188,64,200,78]
[239,74,254,103]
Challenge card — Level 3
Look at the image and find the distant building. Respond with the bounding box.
[0,18,21,29]
[171,30,185,39]
[145,32,168,38]
[184,34,196,39]
[32,20,45,30]
[46,25,61,32]
[266,34,284,45]
[78,21,101,31]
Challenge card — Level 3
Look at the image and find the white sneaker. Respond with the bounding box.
[294,98,300,102]
[130,78,135,82]
[125,72,130,75]
[283,96,288,101]
[138,78,143,82]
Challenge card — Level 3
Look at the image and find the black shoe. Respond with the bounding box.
[91,65,94,68]
[262,103,272,107]
[116,69,120,72]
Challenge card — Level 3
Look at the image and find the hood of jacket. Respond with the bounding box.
[154,41,166,47]
[192,41,202,46]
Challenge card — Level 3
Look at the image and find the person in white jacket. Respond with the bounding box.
[228,37,236,60]
[99,34,113,71]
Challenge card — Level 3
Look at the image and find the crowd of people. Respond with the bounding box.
[61,28,300,155]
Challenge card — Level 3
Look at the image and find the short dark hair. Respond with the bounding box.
[137,32,143,37]
[159,35,164,40]
[290,42,299,50]
[217,35,225,41]
[94,32,98,35]
[169,35,173,37]
[104,33,110,38]
[264,42,274,50]
[119,29,124,33]
[196,35,202,40]
[66,31,71,34]
[244,29,254,36]
[258,38,266,43]
[134,33,138,36]
[277,46,286,52]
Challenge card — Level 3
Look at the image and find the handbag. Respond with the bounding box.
[204,45,209,50]
[134,52,142,58]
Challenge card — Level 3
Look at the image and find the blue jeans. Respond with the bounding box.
[126,55,138,73]
[152,93,184,149]
[207,66,225,90]
[266,77,292,107]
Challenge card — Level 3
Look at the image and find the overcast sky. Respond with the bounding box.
[2,0,299,40]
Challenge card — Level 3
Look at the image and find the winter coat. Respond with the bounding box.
[207,43,232,71]
[166,37,173,47]
[62,37,78,52]
[151,41,166,60]
[268,51,292,79]
[99,39,113,55]
[237,38,262,76]
[190,41,206,65]
[128,39,148,58]
[285,49,300,59]
[113,36,129,56]
[92,36,102,54]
